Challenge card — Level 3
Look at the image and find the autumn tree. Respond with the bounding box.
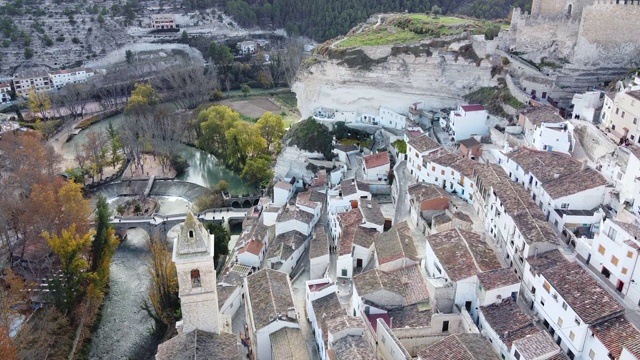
[27,88,51,121]
[256,112,286,154]
[197,105,243,158]
[225,120,266,171]
[82,130,109,182]
[0,326,17,360]
[242,155,273,186]
[143,236,179,335]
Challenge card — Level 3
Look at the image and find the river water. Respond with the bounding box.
[60,112,255,195]
[79,110,254,358]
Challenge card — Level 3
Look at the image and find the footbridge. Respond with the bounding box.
[222,191,264,208]
[110,207,248,239]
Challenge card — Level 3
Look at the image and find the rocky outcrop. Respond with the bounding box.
[293,39,498,118]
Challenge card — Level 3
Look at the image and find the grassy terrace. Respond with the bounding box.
[336,14,502,48]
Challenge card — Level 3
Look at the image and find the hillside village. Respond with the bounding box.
[3,0,640,359]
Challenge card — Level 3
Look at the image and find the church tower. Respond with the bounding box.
[172,212,220,334]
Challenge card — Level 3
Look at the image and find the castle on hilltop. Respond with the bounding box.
[508,0,640,68]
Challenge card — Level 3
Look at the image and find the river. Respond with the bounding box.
[60,112,255,195]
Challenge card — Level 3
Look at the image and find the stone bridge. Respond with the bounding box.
[222,191,264,208]
[110,208,248,240]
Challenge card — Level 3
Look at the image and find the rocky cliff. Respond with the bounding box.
[293,37,499,118]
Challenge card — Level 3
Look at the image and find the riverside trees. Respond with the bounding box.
[196,105,285,185]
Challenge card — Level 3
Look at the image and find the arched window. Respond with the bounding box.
[188,230,194,238]
[191,269,201,288]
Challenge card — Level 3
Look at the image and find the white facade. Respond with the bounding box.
[378,107,406,130]
[151,14,176,29]
[236,240,265,269]
[238,41,256,54]
[421,157,475,203]
[448,105,489,142]
[50,68,95,89]
[527,121,572,154]
[0,84,11,103]
[310,252,329,280]
[363,160,390,182]
[590,219,640,304]
[571,90,604,122]
[619,147,640,215]
[13,72,52,97]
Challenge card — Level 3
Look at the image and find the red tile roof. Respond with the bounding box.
[461,104,485,112]
[590,315,640,359]
[363,152,390,169]
[238,239,264,256]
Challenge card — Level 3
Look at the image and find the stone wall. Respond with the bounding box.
[505,74,532,104]
[573,2,640,67]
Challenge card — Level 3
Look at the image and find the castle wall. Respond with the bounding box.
[573,1,640,67]
[508,9,580,63]
[531,0,567,17]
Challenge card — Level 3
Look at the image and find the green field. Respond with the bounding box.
[336,14,501,48]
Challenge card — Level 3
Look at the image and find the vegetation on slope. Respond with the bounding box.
[221,0,529,41]
[464,82,524,117]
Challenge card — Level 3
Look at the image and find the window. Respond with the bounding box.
[451,170,454,176]
[442,320,449,332]
[634,118,638,125]
[558,317,563,327]
[628,251,634,258]
[342,269,347,277]
[607,227,617,240]
[612,124,616,130]
[514,350,521,360]
[434,262,442,274]
[622,267,628,275]
[622,111,626,118]
[543,281,551,293]
[431,166,435,171]
[598,245,606,255]
[616,108,620,115]
[541,298,545,306]
[441,170,445,175]
[561,203,570,209]
[190,269,201,288]
[589,350,596,359]
[575,316,581,326]
[188,230,194,238]
[632,135,636,141]
[612,255,619,266]
[569,331,575,341]
[562,301,567,310]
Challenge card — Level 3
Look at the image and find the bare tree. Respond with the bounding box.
[159,64,219,110]
[280,37,307,86]
[59,83,93,120]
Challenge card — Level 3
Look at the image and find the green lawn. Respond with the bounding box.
[337,27,425,48]
[406,14,472,25]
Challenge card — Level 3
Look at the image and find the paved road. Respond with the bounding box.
[393,160,410,225]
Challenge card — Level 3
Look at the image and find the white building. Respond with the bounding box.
[333,144,359,164]
[327,179,371,215]
[589,219,640,304]
[448,104,489,142]
[500,147,610,232]
[244,268,303,360]
[618,146,640,215]
[236,239,265,269]
[529,262,624,359]
[273,180,295,206]
[237,41,256,55]
[378,107,406,130]
[265,230,309,275]
[12,70,52,97]
[406,134,442,179]
[373,221,418,272]
[518,106,572,153]
[571,90,604,122]
[600,88,640,143]
[583,315,640,360]
[49,68,95,89]
[0,83,11,103]
[309,228,330,280]
[151,14,176,29]
[362,151,390,182]
[418,149,479,203]
[275,205,317,237]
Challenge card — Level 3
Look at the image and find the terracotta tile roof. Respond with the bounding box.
[506,147,581,184]
[450,157,482,177]
[408,134,441,153]
[313,292,364,341]
[427,229,500,282]
[268,230,308,261]
[359,199,385,226]
[424,149,460,168]
[246,269,296,330]
[521,106,564,126]
[408,183,450,202]
[477,268,520,291]
[296,190,323,210]
[330,335,376,360]
[627,90,640,102]
[353,226,378,249]
[340,179,367,197]
[392,264,429,306]
[461,104,485,112]
[512,331,561,360]
[388,303,432,328]
[353,269,404,299]
[526,249,568,275]
[543,167,609,199]
[363,152,390,169]
[480,298,535,347]
[155,330,239,360]
[238,239,264,256]
[418,334,500,360]
[270,327,310,360]
[276,206,315,224]
[274,179,293,190]
[310,227,329,258]
[613,220,640,241]
[432,212,452,225]
[459,137,482,148]
[590,315,640,359]
[338,209,364,256]
[542,262,624,324]
[374,221,418,264]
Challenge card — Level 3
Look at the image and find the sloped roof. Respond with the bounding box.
[407,134,441,153]
[590,315,640,359]
[246,269,295,330]
[418,334,500,360]
[270,327,310,360]
[363,152,390,169]
[155,330,238,360]
[374,221,418,264]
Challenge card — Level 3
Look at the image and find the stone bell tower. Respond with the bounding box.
[172,212,220,334]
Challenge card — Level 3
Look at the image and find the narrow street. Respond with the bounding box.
[393,160,410,224]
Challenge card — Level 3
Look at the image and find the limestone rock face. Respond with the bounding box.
[293,47,497,118]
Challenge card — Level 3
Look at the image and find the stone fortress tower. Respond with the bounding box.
[172,212,220,334]
[508,0,640,68]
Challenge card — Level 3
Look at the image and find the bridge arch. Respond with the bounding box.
[232,201,241,208]
[242,199,252,208]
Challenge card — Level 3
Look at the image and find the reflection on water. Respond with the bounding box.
[107,196,192,216]
[62,111,255,195]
